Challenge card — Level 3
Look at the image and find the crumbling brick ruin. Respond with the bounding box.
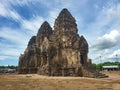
[18,8,108,78]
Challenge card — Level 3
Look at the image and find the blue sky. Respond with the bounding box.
[0,0,120,66]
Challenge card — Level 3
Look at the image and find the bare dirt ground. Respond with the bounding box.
[0,71,120,90]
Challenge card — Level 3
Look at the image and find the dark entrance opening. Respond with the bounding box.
[80,55,84,65]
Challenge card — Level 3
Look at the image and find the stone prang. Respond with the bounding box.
[18,8,108,78]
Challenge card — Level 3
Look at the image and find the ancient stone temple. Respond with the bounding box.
[18,8,108,78]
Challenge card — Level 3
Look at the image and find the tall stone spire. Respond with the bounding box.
[54,8,78,34]
[36,21,52,45]
[27,36,36,47]
[37,21,52,36]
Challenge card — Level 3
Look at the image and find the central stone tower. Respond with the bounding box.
[18,8,108,78]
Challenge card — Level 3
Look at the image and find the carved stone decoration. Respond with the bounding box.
[18,8,108,78]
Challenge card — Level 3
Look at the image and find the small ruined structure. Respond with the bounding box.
[18,8,108,78]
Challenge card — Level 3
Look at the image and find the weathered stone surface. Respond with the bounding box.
[18,8,108,78]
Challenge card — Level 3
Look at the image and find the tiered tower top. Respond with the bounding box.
[37,21,52,37]
[54,8,78,34]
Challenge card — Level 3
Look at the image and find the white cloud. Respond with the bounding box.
[85,3,120,42]
[87,3,120,63]
[0,56,9,61]
[105,4,120,21]
[47,9,60,27]
[21,16,44,33]
[0,1,22,21]
[89,49,113,63]
[103,30,120,41]
[0,27,30,61]
[108,49,120,59]
[0,1,47,62]
[0,27,29,46]
[7,0,29,6]
[91,29,120,50]
[0,48,23,57]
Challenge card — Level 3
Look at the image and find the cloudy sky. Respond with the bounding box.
[0,0,120,66]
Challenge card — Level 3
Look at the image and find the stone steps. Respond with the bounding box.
[82,67,108,78]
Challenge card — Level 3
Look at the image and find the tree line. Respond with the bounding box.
[0,65,18,69]
[92,62,120,70]
[0,62,120,71]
